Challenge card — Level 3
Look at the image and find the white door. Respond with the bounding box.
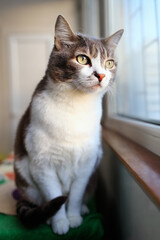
[0,0,76,154]
[9,34,52,143]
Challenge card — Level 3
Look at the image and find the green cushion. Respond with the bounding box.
[0,199,104,240]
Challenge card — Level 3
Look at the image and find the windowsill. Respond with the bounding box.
[102,126,160,209]
[103,114,160,156]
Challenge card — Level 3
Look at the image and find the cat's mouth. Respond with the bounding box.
[86,77,103,90]
[73,79,102,92]
[86,83,102,90]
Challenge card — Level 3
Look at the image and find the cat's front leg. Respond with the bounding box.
[51,208,69,235]
[67,174,91,228]
[29,162,69,235]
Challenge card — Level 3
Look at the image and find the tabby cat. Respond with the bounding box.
[14,15,123,235]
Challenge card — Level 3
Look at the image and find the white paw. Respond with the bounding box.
[68,215,83,228]
[81,204,89,215]
[52,218,69,235]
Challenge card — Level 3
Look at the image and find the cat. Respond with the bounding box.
[14,15,123,235]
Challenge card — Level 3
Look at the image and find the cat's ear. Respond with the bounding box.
[105,29,124,50]
[54,15,77,50]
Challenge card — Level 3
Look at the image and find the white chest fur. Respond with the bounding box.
[25,83,103,179]
[31,83,102,144]
[25,83,103,195]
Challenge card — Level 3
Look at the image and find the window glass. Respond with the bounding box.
[109,0,160,124]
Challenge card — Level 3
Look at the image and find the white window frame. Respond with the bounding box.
[103,0,160,156]
[103,107,160,156]
[81,0,100,37]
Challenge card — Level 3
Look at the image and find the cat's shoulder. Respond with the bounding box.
[32,76,48,97]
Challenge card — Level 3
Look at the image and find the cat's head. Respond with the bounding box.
[48,15,123,94]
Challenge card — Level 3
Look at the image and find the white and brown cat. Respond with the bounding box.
[14,15,123,235]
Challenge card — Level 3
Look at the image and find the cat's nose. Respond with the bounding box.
[94,73,105,82]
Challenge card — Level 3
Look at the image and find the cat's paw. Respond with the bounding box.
[81,204,89,215]
[68,215,83,228]
[52,218,69,235]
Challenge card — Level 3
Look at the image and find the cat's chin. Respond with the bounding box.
[87,85,102,93]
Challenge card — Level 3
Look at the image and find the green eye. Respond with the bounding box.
[76,55,90,65]
[105,59,115,69]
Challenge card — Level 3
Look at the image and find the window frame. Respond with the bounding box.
[103,109,160,156]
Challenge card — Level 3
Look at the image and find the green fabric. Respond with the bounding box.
[0,179,6,185]
[0,199,104,240]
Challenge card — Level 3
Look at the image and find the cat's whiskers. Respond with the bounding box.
[106,81,115,99]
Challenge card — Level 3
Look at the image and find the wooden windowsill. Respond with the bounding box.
[102,127,160,208]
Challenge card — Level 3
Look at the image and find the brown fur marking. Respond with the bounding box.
[14,106,31,159]
[14,166,29,189]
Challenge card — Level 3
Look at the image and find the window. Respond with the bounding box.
[103,0,160,155]
[110,0,160,124]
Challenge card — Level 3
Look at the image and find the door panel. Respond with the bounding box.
[9,34,52,143]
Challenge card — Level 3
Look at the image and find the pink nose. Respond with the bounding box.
[95,73,105,82]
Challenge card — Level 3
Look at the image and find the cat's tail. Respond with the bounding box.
[16,196,67,228]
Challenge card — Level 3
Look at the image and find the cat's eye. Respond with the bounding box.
[105,59,115,69]
[76,55,90,65]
